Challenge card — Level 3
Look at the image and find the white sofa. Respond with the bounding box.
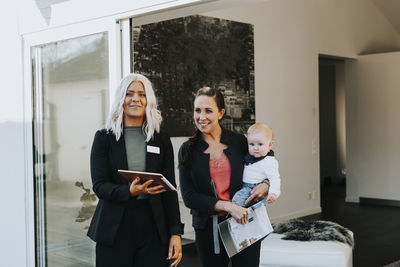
[260,233,353,267]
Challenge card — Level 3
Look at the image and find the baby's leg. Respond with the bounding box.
[232,184,253,207]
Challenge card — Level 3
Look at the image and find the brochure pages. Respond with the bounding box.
[218,200,273,257]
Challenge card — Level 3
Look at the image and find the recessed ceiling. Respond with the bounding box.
[372,0,400,34]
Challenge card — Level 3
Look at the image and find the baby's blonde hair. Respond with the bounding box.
[247,123,274,141]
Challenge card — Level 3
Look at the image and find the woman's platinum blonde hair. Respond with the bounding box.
[105,73,162,142]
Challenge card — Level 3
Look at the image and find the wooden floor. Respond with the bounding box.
[303,182,400,267]
[181,182,400,267]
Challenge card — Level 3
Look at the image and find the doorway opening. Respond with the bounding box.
[318,55,347,205]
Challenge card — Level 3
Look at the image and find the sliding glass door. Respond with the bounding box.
[32,32,109,267]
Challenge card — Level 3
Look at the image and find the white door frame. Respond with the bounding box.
[22,16,121,267]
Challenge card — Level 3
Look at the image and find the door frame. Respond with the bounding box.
[22,17,121,267]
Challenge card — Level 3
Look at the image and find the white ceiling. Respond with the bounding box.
[34,0,400,35]
[372,0,400,34]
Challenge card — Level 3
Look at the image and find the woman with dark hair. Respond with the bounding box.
[88,73,184,267]
[178,87,270,267]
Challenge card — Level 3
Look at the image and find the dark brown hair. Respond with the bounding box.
[196,86,225,111]
[179,87,225,169]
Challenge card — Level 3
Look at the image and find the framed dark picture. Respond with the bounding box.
[132,15,255,136]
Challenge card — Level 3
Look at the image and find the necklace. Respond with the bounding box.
[210,153,226,168]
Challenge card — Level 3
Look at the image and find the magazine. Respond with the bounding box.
[218,200,273,257]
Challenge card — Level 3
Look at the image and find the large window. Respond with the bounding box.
[32,32,109,267]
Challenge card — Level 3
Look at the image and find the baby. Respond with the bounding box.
[232,123,281,207]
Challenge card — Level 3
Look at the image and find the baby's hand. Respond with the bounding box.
[266,194,277,204]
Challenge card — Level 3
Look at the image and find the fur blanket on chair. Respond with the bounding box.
[273,219,354,248]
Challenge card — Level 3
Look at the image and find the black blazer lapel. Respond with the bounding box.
[145,133,169,244]
[145,135,160,173]
[110,134,129,183]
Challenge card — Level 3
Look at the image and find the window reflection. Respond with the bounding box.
[33,32,108,267]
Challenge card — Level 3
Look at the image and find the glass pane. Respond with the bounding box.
[32,32,109,267]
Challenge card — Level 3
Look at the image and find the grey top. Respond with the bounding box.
[124,126,146,172]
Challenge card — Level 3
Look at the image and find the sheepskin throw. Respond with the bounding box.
[273,219,354,248]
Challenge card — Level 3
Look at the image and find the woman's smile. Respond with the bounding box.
[193,95,224,135]
[197,120,210,128]
[123,80,147,126]
[128,104,142,108]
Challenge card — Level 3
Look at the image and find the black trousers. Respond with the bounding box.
[195,217,261,267]
[96,199,169,267]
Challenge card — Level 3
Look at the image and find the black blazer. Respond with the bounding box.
[87,129,184,245]
[178,129,248,230]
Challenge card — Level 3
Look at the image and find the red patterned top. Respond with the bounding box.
[209,152,231,202]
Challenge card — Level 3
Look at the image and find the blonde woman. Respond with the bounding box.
[87,73,184,267]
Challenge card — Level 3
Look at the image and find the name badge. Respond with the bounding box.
[147,145,160,154]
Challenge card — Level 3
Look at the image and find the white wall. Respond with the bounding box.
[346,52,400,202]
[0,1,28,266]
[131,0,400,233]
[198,0,400,220]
